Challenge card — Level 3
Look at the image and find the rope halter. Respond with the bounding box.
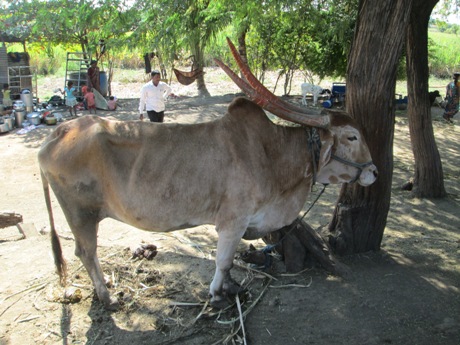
[306,127,374,185]
[330,154,374,183]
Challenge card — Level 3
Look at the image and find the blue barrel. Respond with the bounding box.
[99,71,108,97]
[322,100,332,108]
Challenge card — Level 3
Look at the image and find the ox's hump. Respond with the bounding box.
[226,97,272,125]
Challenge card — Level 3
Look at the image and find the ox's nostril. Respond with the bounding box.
[374,170,378,177]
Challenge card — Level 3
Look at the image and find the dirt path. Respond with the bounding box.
[0,75,459,344]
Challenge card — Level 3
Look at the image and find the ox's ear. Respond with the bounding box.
[318,129,334,171]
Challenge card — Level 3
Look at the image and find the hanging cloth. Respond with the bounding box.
[173,68,205,85]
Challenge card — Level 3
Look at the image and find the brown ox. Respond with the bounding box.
[39,39,378,310]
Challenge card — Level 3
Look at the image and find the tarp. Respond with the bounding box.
[93,88,108,110]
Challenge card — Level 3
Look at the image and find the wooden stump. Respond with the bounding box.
[0,212,23,229]
[0,212,38,241]
[241,218,349,277]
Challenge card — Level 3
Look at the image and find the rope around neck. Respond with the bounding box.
[262,183,328,258]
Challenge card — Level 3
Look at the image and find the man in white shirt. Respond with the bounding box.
[139,70,172,122]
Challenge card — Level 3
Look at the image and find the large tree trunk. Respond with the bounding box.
[192,41,211,97]
[328,0,413,255]
[196,72,210,97]
[405,0,446,198]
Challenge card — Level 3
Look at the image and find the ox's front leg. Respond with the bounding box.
[210,226,246,308]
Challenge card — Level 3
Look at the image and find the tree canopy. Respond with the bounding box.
[0,0,363,81]
[1,0,457,82]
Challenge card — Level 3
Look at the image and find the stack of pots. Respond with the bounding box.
[18,89,41,127]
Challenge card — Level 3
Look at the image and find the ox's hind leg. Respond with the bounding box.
[210,225,246,307]
[68,213,119,310]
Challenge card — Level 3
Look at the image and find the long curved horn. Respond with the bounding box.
[225,37,307,114]
[220,37,330,128]
[215,58,330,128]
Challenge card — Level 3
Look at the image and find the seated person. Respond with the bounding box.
[107,96,117,111]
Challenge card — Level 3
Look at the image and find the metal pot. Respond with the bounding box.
[0,122,9,133]
[14,110,27,128]
[13,101,25,110]
[20,89,34,107]
[45,116,57,125]
[27,112,41,126]
[3,116,15,129]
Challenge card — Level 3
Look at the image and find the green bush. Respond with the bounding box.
[29,44,67,76]
[110,47,144,70]
[428,30,460,78]
[5,29,459,80]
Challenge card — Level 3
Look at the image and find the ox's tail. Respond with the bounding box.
[41,170,67,285]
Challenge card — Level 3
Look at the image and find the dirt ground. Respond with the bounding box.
[0,70,459,345]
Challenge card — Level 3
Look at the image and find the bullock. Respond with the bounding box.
[428,90,441,106]
[39,38,378,310]
[301,83,331,106]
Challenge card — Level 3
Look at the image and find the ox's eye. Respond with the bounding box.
[348,136,358,141]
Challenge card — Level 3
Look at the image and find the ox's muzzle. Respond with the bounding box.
[331,154,377,185]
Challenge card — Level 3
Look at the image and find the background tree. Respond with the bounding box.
[433,0,460,17]
[132,0,232,97]
[33,0,137,63]
[296,0,358,80]
[328,0,413,255]
[226,0,357,94]
[0,0,138,74]
[0,1,36,49]
[405,0,446,198]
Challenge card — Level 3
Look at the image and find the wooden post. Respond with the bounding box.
[241,218,349,277]
[0,212,23,229]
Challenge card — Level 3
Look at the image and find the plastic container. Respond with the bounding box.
[99,71,108,97]
[322,100,332,108]
[69,72,87,82]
